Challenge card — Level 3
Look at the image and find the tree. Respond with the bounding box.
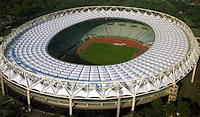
[128,111,141,117]
[151,99,163,117]
[177,101,191,117]
[139,107,154,117]
[8,2,23,17]
[162,103,177,117]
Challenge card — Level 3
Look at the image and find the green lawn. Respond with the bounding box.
[79,43,138,65]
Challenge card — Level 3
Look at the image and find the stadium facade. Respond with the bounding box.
[0,6,199,116]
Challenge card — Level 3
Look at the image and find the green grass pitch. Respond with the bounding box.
[79,43,138,65]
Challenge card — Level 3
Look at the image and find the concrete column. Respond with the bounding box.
[69,97,73,116]
[168,85,179,102]
[131,95,136,111]
[116,96,121,117]
[27,89,31,112]
[191,63,197,83]
[0,72,5,96]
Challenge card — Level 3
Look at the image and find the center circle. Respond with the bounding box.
[47,18,155,65]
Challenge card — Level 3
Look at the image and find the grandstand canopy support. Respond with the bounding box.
[116,95,121,117]
[131,95,136,111]
[0,72,5,96]
[191,63,197,83]
[27,89,31,112]
[69,97,73,116]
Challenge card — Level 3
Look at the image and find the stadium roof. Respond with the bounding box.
[1,6,199,98]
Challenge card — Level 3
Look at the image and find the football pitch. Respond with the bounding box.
[79,43,138,65]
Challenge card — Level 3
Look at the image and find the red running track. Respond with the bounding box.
[77,37,146,59]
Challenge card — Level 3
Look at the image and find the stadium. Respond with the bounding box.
[0,6,199,116]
